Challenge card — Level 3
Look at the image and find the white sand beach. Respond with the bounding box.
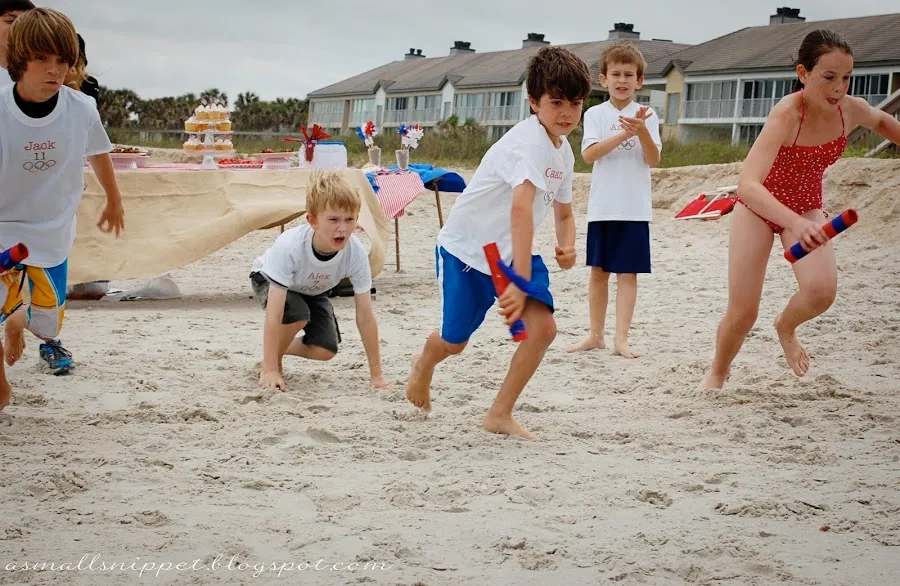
[0,157,898,586]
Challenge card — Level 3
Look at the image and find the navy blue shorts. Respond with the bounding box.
[436,246,554,344]
[586,221,651,274]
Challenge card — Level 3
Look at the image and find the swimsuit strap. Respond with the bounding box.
[838,103,845,136]
[792,90,806,146]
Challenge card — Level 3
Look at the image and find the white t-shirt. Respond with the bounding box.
[0,85,112,267]
[437,115,574,275]
[0,66,12,91]
[251,223,372,296]
[582,101,661,223]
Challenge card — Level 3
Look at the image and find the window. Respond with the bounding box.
[454,93,484,109]
[313,101,342,114]
[412,95,439,110]
[490,91,519,107]
[686,81,736,102]
[849,73,889,104]
[387,97,408,111]
[351,99,374,113]
[742,78,792,100]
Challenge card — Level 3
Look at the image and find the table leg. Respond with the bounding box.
[433,184,444,228]
[395,217,400,272]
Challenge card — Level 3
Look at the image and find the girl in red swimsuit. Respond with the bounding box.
[701,30,900,390]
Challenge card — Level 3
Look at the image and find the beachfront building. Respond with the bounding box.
[654,8,900,147]
[306,25,690,140]
[307,8,900,148]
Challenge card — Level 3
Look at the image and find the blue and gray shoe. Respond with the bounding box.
[39,340,74,375]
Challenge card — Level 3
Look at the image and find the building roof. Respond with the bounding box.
[650,12,900,77]
[307,39,691,99]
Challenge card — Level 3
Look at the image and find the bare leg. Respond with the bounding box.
[613,273,640,358]
[285,339,336,361]
[700,204,774,389]
[276,321,306,374]
[406,331,465,412]
[483,299,557,440]
[775,209,837,377]
[566,268,609,352]
[4,309,26,367]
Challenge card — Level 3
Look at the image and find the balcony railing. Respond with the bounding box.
[348,110,376,127]
[308,111,343,127]
[740,97,782,119]
[682,93,891,123]
[862,94,888,107]
[682,99,736,120]
[454,106,486,123]
[847,87,900,155]
[454,104,521,123]
[383,108,441,125]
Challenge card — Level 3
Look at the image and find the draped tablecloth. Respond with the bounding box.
[69,167,392,283]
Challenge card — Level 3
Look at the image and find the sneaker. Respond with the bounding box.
[39,340,74,375]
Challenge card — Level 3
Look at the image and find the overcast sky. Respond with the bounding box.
[40,0,898,101]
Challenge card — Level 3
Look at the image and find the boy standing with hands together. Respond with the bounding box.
[567,42,661,359]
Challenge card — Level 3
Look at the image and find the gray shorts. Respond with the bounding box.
[249,272,341,354]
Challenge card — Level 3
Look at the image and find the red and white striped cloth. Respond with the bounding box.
[372,171,426,220]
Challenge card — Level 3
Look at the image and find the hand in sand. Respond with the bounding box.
[498,283,526,327]
[259,369,286,392]
[555,245,576,270]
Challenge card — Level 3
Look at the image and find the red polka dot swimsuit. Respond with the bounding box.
[737,94,847,234]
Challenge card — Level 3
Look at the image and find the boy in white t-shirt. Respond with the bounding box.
[250,170,387,393]
[405,47,592,440]
[0,0,34,91]
[0,8,124,410]
[566,42,661,359]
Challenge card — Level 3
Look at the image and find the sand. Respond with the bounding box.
[1,157,898,586]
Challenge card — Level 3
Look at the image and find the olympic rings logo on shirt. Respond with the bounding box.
[22,159,57,173]
[618,139,637,151]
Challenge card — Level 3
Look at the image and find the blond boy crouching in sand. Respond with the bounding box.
[249,171,387,393]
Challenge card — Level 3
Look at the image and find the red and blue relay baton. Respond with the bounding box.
[483,242,529,342]
[0,243,28,275]
[784,209,858,263]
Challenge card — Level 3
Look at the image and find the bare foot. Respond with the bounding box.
[699,368,729,390]
[405,354,432,412]
[0,378,11,411]
[613,337,641,359]
[483,411,535,440]
[4,312,26,367]
[775,314,810,376]
[565,337,606,353]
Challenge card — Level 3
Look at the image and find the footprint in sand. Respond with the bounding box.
[306,428,342,443]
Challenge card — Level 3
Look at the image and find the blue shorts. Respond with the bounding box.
[586,221,651,274]
[436,246,554,345]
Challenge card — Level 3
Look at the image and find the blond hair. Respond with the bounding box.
[6,7,77,82]
[306,170,361,217]
[600,41,647,78]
